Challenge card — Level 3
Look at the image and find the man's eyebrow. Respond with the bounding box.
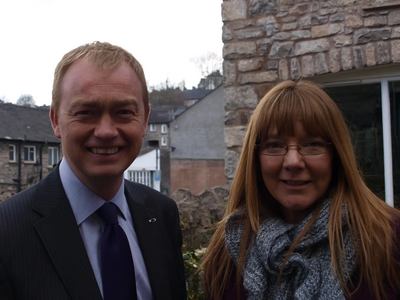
[68,98,140,110]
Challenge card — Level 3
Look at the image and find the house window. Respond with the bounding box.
[9,145,16,162]
[128,171,154,188]
[161,124,168,134]
[161,136,167,147]
[24,146,36,163]
[149,124,156,132]
[48,147,60,166]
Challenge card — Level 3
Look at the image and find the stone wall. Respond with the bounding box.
[171,186,228,250]
[0,141,60,200]
[221,0,400,184]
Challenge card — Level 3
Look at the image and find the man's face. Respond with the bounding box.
[50,58,149,190]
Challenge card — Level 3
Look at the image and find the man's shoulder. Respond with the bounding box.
[0,184,38,209]
[124,180,176,207]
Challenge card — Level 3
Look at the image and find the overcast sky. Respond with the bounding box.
[0,0,223,106]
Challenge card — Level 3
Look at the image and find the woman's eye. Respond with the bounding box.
[265,142,284,149]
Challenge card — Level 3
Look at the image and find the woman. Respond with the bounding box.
[202,80,400,300]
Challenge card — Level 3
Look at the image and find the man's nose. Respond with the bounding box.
[94,115,118,139]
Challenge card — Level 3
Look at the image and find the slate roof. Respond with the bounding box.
[0,103,60,143]
[182,88,211,100]
[148,105,187,124]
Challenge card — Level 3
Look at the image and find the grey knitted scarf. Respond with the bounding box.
[225,198,357,300]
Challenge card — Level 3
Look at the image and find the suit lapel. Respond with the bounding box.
[32,166,102,300]
[125,183,172,300]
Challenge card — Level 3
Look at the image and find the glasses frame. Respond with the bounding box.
[256,142,333,156]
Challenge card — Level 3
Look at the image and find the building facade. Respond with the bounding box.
[222,0,400,207]
[0,104,61,200]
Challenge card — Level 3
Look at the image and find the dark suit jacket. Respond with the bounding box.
[0,165,187,300]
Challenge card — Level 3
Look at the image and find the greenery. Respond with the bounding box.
[183,248,205,300]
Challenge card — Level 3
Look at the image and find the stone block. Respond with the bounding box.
[341,47,353,70]
[330,13,345,22]
[223,60,236,87]
[222,0,247,21]
[225,126,248,148]
[388,10,400,25]
[311,16,328,25]
[291,58,300,79]
[346,15,363,28]
[291,30,311,40]
[222,24,234,43]
[334,35,352,47]
[312,24,343,38]
[329,49,341,73]
[366,44,376,67]
[239,71,278,84]
[377,42,389,64]
[301,55,315,77]
[364,16,388,27]
[315,53,329,74]
[267,60,278,69]
[232,20,256,30]
[225,150,240,179]
[223,42,257,59]
[279,59,289,80]
[236,28,264,40]
[353,47,364,69]
[299,15,312,29]
[225,110,238,126]
[353,28,391,44]
[238,58,264,72]
[249,0,278,16]
[295,38,330,56]
[282,22,298,31]
[274,32,292,40]
[224,86,258,110]
[391,26,400,38]
[392,40,400,63]
[269,42,294,59]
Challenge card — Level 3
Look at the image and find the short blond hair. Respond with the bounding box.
[52,41,149,115]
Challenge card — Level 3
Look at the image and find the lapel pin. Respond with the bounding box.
[148,218,156,223]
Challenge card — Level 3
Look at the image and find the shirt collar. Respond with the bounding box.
[59,159,128,226]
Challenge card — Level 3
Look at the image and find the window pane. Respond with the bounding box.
[9,145,15,161]
[326,83,385,200]
[390,81,400,209]
[48,148,53,164]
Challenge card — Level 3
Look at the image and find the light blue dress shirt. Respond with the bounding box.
[59,159,153,300]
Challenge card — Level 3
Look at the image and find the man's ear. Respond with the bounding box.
[142,105,150,137]
[50,108,61,139]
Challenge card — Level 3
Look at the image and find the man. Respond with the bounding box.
[0,42,187,300]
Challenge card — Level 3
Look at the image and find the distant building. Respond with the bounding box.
[0,103,61,199]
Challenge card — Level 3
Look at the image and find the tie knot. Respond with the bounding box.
[97,202,119,225]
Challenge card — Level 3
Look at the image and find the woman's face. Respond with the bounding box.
[259,122,333,224]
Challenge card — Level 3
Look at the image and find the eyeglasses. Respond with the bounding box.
[257,141,332,156]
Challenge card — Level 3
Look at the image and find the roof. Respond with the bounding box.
[0,103,60,143]
[148,105,186,124]
[182,88,211,100]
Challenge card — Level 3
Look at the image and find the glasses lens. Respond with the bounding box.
[299,141,326,155]
[261,142,286,155]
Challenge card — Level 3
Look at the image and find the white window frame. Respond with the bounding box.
[48,147,60,166]
[149,124,156,132]
[24,145,36,163]
[321,75,400,207]
[161,136,167,147]
[161,124,168,134]
[9,144,16,162]
[128,170,154,188]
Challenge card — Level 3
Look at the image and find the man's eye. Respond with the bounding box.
[119,110,133,115]
[76,110,91,115]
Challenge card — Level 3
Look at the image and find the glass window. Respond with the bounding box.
[48,147,59,166]
[24,146,36,163]
[9,145,16,162]
[161,136,167,147]
[390,81,400,209]
[149,124,156,132]
[326,83,385,201]
[161,124,168,134]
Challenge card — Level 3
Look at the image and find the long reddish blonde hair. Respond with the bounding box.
[202,80,400,300]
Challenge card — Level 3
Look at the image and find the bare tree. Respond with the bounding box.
[191,52,223,78]
[16,94,36,107]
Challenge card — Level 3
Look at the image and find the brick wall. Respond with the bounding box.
[170,159,226,195]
